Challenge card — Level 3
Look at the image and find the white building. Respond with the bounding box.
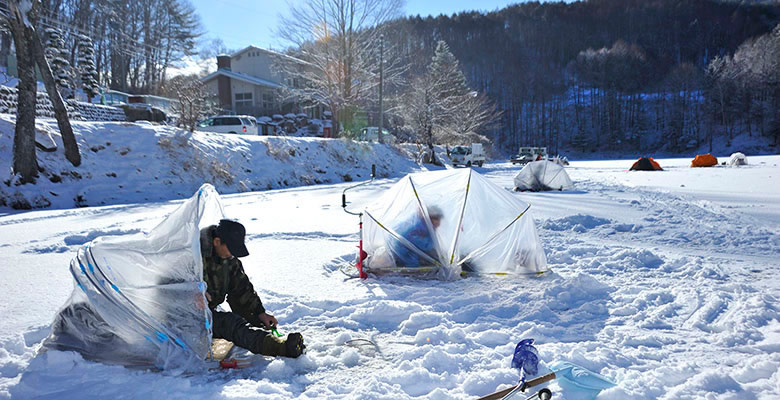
[200,46,324,120]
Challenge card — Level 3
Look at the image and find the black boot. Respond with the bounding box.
[285,333,305,358]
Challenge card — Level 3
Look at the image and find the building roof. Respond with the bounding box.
[200,69,282,89]
[232,45,313,67]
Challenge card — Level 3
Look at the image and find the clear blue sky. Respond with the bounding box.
[190,0,526,51]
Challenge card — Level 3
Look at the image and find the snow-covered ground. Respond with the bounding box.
[0,119,779,399]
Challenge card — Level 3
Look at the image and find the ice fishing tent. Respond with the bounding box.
[630,157,663,171]
[361,169,548,278]
[691,153,718,167]
[728,152,748,166]
[43,184,224,371]
[513,160,574,191]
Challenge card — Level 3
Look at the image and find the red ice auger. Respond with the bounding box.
[342,164,376,279]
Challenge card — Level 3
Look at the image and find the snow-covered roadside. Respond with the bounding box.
[0,115,430,211]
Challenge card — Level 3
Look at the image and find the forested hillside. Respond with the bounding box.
[383,0,780,155]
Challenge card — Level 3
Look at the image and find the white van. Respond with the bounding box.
[197,115,258,135]
[450,143,486,167]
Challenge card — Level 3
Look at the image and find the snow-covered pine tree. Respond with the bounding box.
[76,34,100,100]
[429,41,470,106]
[427,40,498,147]
[43,28,73,98]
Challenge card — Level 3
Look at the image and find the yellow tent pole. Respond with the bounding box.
[408,176,446,264]
[457,203,531,267]
[364,210,441,267]
[448,169,472,264]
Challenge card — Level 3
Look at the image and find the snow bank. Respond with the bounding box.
[0,115,428,210]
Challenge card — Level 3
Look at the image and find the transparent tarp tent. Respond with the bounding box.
[728,152,748,166]
[513,160,574,192]
[43,184,224,371]
[362,169,547,278]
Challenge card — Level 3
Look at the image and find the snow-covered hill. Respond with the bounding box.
[0,115,430,210]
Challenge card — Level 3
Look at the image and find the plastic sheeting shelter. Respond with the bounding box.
[728,152,748,166]
[361,169,548,278]
[43,184,224,371]
[513,160,574,191]
[630,157,663,171]
[691,153,718,167]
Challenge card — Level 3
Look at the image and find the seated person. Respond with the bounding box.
[201,219,305,358]
[391,206,443,267]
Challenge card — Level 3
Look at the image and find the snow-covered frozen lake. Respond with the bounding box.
[1,156,778,399]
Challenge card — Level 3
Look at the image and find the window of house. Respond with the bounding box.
[235,92,253,108]
[262,92,274,110]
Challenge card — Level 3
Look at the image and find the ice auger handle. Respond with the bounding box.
[522,372,556,391]
[342,164,376,216]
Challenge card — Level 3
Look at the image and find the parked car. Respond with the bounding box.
[240,115,257,128]
[510,146,548,165]
[450,143,486,167]
[197,115,258,135]
[510,147,535,165]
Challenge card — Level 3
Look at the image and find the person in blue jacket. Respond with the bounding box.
[393,205,443,267]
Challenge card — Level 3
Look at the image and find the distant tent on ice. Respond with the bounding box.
[629,157,663,171]
[691,153,718,167]
[43,184,224,371]
[728,152,748,166]
[513,160,574,191]
[361,169,548,278]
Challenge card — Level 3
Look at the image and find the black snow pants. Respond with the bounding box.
[211,310,268,354]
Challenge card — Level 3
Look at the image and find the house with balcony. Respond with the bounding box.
[200,46,324,120]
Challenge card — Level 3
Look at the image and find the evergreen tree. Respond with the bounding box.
[43,28,73,98]
[427,40,498,145]
[397,40,499,164]
[76,34,100,100]
[429,41,470,103]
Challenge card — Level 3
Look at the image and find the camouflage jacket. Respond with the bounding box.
[200,226,265,327]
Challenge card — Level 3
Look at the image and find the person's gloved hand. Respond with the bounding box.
[258,312,278,329]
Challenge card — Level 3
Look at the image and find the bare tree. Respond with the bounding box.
[4,0,38,183]
[274,0,405,136]
[2,0,81,185]
[163,75,215,132]
[32,21,81,166]
[447,92,502,142]
[396,73,435,151]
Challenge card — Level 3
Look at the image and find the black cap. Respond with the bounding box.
[215,219,249,257]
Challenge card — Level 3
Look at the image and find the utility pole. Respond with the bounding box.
[378,34,384,144]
